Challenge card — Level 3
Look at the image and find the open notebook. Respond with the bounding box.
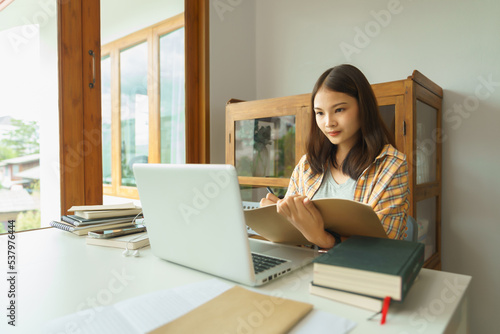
[42,279,357,334]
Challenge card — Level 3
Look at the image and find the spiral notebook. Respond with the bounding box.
[50,220,136,236]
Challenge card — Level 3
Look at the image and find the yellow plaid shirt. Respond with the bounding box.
[285,144,409,239]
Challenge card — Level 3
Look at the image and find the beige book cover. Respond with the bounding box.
[148,286,313,334]
[68,202,137,212]
[73,207,142,220]
[309,283,383,312]
[244,198,388,245]
[86,232,149,250]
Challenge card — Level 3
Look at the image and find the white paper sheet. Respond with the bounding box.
[43,279,356,334]
[290,309,357,333]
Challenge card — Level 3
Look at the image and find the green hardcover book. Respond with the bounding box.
[312,235,424,302]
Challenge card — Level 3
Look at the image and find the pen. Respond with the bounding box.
[266,186,284,199]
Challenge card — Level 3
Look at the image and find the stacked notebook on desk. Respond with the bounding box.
[310,236,424,312]
[50,202,142,236]
[70,202,143,219]
[86,232,149,249]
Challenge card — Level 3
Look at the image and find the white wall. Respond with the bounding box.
[210,0,500,332]
[210,0,256,164]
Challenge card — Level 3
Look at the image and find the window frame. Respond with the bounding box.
[59,0,103,215]
[59,0,209,214]
[101,14,185,199]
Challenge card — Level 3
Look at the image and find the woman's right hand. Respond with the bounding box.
[276,195,335,248]
[259,193,280,207]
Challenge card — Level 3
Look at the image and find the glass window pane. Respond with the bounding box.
[416,196,437,261]
[101,55,112,185]
[120,42,149,187]
[240,185,287,202]
[160,27,185,164]
[379,104,396,143]
[0,1,60,232]
[416,100,438,184]
[235,116,296,178]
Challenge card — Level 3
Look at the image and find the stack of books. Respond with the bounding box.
[50,203,142,236]
[310,235,424,312]
[86,232,149,249]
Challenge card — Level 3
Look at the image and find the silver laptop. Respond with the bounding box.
[133,163,319,286]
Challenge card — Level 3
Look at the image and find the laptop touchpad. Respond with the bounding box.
[249,239,308,259]
[249,238,281,254]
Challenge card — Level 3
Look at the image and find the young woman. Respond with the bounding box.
[260,64,409,248]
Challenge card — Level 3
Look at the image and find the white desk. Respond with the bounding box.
[0,229,471,334]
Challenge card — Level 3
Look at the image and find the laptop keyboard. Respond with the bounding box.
[252,253,287,274]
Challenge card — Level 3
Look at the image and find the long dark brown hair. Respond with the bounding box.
[306,64,395,179]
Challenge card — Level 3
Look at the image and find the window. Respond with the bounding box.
[101,14,185,199]
[1,0,209,225]
[0,0,59,232]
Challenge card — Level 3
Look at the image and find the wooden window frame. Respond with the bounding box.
[58,0,102,215]
[101,14,185,199]
[59,0,209,214]
[185,0,210,164]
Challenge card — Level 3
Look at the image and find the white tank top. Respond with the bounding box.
[312,169,356,200]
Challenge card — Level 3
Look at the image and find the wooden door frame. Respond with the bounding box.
[185,0,210,163]
[58,0,102,214]
[59,0,209,214]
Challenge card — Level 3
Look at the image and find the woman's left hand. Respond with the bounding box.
[276,195,336,248]
[259,193,280,207]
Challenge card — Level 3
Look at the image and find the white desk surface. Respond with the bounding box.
[0,228,471,334]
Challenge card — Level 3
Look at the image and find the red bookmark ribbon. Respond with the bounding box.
[380,296,391,325]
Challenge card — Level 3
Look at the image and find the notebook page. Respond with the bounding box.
[42,305,138,334]
[113,279,232,333]
[289,309,357,333]
[43,279,356,334]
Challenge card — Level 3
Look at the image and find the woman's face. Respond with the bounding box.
[313,87,361,151]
